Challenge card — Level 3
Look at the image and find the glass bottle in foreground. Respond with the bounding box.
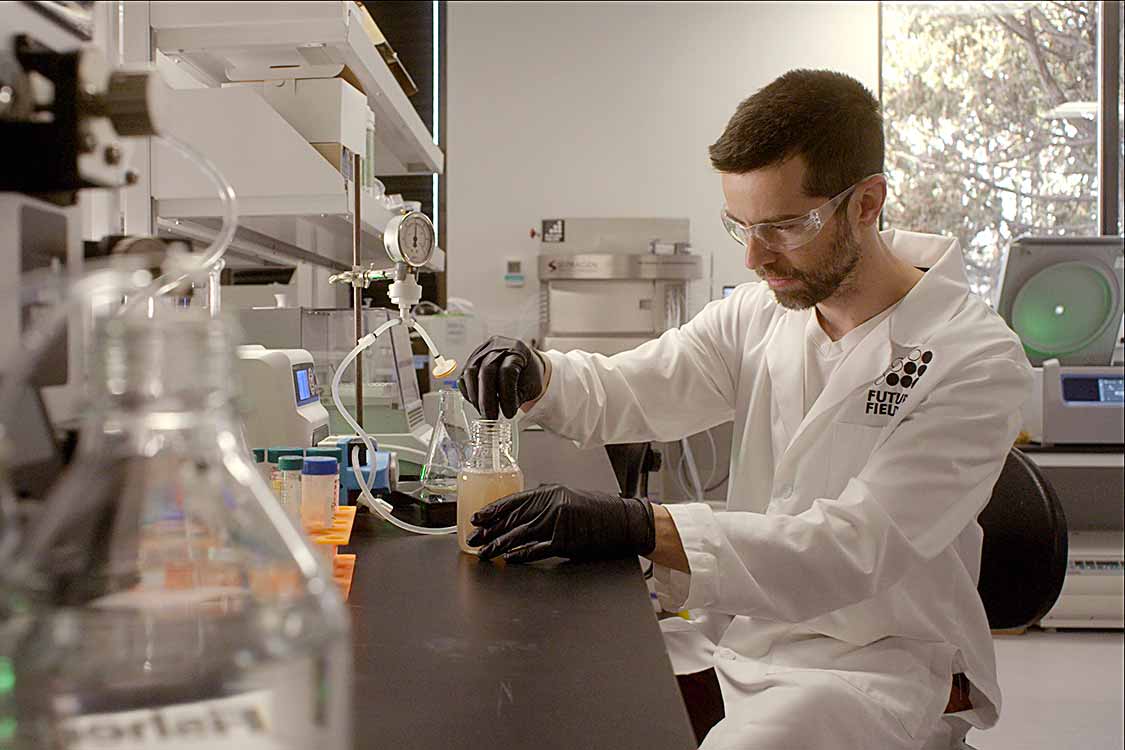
[0,309,351,749]
[456,420,524,555]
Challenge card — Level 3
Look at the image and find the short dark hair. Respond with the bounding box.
[709,69,884,199]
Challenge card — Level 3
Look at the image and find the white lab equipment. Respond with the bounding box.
[238,307,431,466]
[235,345,331,449]
[537,218,703,356]
[1039,529,1125,629]
[996,236,1124,366]
[1038,359,1124,446]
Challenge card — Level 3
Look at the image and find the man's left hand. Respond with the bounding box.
[467,485,656,563]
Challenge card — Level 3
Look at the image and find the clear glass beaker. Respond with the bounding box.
[456,420,524,555]
[421,389,470,495]
[0,309,351,749]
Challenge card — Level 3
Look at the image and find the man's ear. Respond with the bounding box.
[852,176,887,229]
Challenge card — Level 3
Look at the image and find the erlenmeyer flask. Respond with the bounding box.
[421,389,469,494]
[0,308,351,749]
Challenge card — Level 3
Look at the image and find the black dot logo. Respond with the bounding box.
[886,373,900,386]
[922,351,933,364]
[918,365,927,376]
[901,375,914,388]
[904,362,917,375]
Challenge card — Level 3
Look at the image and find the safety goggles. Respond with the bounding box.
[721,173,883,253]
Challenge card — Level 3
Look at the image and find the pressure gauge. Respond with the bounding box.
[384,211,437,268]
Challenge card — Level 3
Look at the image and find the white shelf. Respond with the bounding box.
[153,86,444,272]
[150,0,443,176]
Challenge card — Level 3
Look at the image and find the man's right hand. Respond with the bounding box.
[458,336,548,419]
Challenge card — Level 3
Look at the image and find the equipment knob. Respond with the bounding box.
[104,70,166,136]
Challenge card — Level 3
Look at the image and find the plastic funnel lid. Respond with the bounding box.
[267,447,305,463]
[302,456,339,475]
[252,448,265,462]
[278,456,304,471]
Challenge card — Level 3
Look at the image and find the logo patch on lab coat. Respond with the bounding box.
[841,347,936,426]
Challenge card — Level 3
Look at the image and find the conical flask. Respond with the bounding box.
[0,308,351,749]
[421,388,470,494]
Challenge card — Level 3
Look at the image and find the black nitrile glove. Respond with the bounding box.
[467,484,656,563]
[458,336,547,420]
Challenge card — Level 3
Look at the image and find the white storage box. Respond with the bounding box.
[226,78,367,156]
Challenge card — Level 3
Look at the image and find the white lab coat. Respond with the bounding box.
[525,230,1033,749]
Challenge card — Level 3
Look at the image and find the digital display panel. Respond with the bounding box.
[1062,376,1125,404]
[293,367,318,406]
[1098,378,1124,403]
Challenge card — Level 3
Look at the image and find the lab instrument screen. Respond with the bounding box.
[1098,378,1124,403]
[1061,376,1124,403]
[293,366,318,406]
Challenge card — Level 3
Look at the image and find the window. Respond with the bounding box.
[881,1,1121,301]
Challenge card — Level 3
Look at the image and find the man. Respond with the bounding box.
[459,70,1032,749]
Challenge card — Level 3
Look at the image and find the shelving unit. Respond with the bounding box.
[143,1,444,272]
[149,0,443,175]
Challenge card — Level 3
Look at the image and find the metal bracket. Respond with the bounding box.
[328,264,393,288]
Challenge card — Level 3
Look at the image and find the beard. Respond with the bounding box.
[763,219,862,310]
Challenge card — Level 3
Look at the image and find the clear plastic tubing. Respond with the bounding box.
[121,134,238,313]
[331,319,456,535]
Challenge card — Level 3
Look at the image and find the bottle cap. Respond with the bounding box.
[267,447,305,463]
[302,456,339,476]
[278,456,305,471]
[307,446,346,466]
[252,448,265,463]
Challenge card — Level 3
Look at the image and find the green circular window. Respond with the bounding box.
[1011,262,1115,358]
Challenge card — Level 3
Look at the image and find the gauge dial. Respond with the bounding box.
[385,211,436,268]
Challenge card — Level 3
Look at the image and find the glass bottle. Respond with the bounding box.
[456,420,524,555]
[0,309,351,749]
[422,389,470,496]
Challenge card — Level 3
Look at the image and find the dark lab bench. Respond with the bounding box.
[343,510,696,750]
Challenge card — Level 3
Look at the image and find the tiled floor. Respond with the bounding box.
[968,629,1123,750]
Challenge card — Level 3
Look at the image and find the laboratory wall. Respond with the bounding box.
[445,1,880,340]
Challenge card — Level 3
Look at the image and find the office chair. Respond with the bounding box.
[976,447,1069,630]
[604,442,660,498]
[959,447,1069,749]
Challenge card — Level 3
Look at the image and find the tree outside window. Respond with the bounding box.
[881,1,1106,301]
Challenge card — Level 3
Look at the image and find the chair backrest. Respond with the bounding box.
[977,448,1069,630]
[605,443,653,498]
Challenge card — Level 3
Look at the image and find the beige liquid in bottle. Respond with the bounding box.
[457,467,525,555]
